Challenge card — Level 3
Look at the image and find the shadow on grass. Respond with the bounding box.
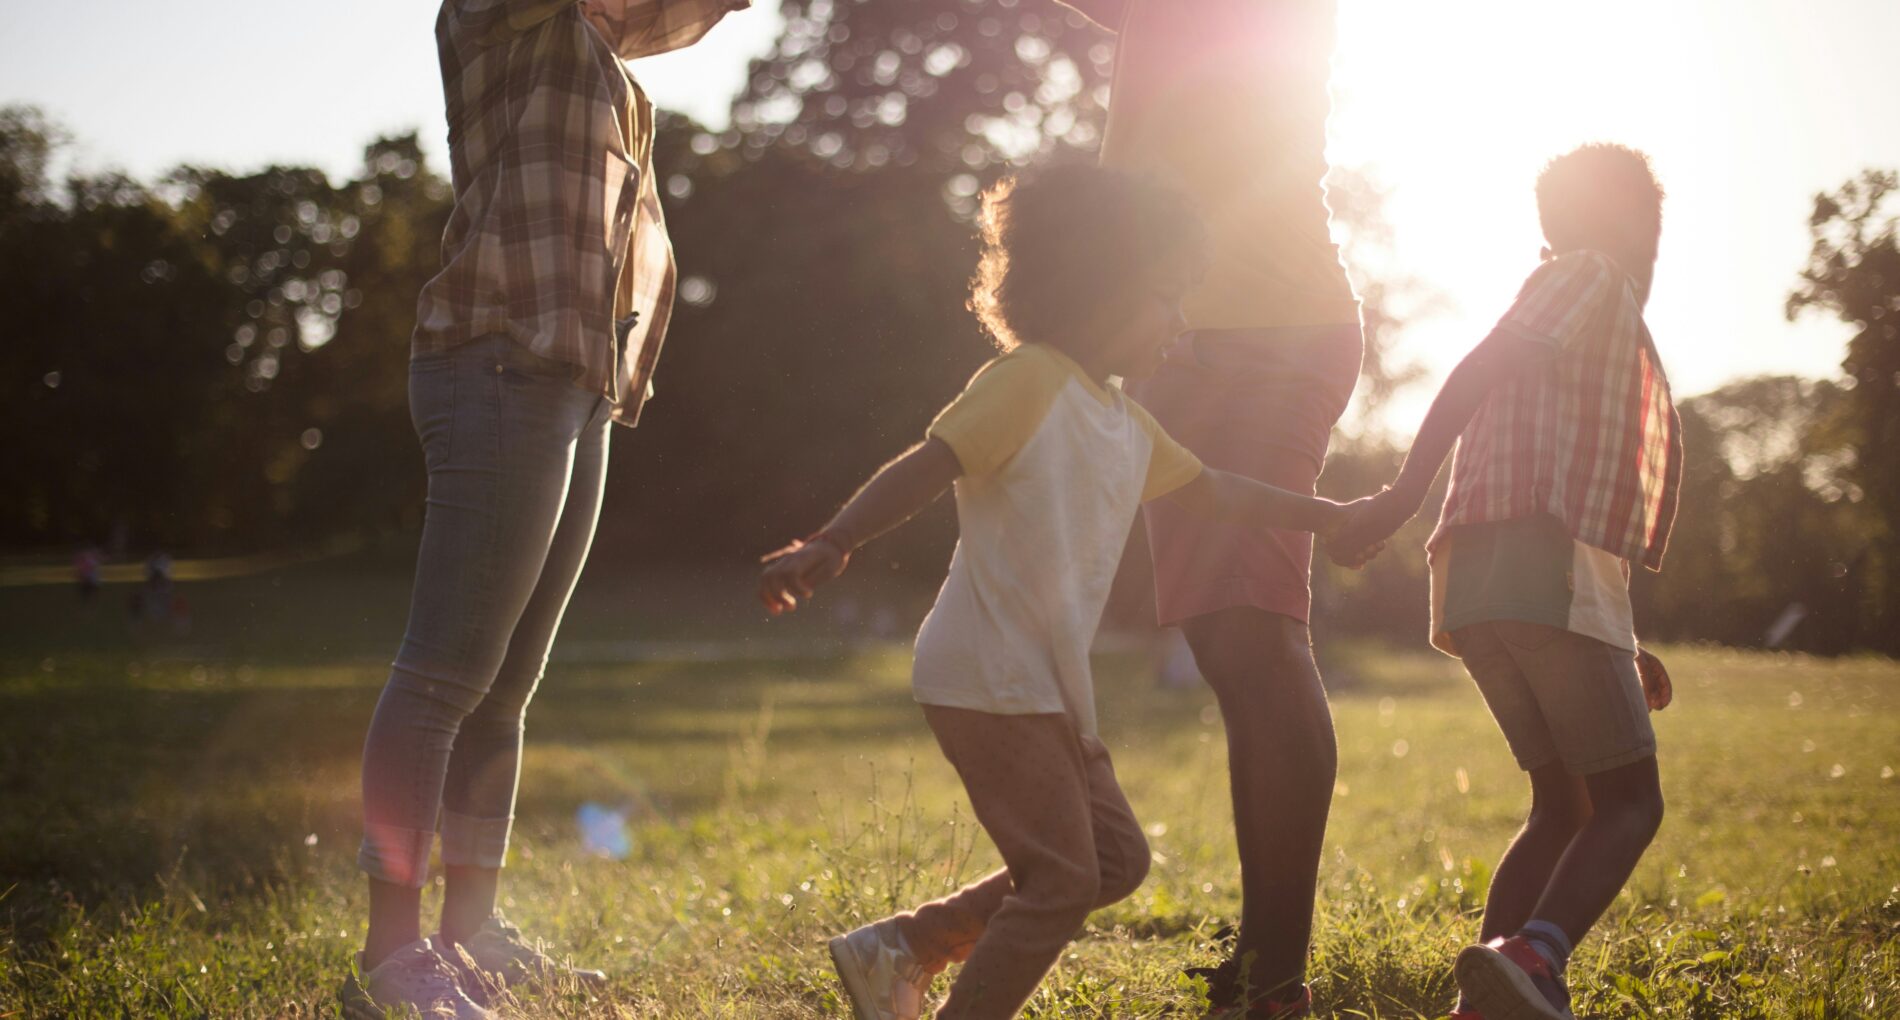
[0,654,926,947]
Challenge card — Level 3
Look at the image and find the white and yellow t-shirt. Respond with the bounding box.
[914,344,1204,735]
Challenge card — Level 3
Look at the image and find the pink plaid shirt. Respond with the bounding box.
[1429,251,1683,571]
[414,0,747,426]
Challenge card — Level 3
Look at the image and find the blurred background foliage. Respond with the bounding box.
[1,0,1896,654]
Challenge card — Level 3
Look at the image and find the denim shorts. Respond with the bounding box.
[1452,619,1657,775]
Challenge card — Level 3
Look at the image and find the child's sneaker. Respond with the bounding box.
[1455,936,1575,1020]
[450,913,607,991]
[827,919,931,1020]
[1449,1010,1487,1019]
[338,937,495,1019]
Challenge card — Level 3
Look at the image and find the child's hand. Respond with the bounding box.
[758,535,850,616]
[1320,497,1386,569]
[1635,646,1673,711]
[1325,487,1416,567]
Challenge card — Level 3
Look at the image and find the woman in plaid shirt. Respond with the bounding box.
[1329,144,1682,1020]
[345,1,746,1017]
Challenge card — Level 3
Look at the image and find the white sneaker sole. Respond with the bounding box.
[828,935,884,1020]
[1454,945,1574,1020]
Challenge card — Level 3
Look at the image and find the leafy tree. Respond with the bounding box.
[0,109,231,552]
[734,0,1115,182]
[1788,169,1900,647]
[1638,376,1864,652]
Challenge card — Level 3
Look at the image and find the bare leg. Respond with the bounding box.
[1477,764,1592,942]
[1181,607,1336,997]
[1526,756,1664,943]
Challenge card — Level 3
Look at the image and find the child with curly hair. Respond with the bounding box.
[759,164,1370,1020]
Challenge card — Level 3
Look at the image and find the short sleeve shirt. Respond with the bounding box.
[913,344,1203,734]
[1429,251,1683,570]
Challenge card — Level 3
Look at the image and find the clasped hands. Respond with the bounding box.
[1321,485,1421,570]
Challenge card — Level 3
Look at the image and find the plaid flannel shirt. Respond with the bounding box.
[414,0,747,426]
[1429,251,1684,571]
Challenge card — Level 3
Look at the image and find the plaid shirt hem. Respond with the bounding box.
[414,0,748,427]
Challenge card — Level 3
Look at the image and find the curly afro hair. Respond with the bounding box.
[968,163,1207,353]
[1536,143,1665,255]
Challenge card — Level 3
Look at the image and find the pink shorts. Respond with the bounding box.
[1132,325,1363,626]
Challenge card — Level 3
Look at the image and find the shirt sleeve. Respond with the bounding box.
[580,0,750,60]
[1125,399,1205,502]
[926,351,1068,477]
[1494,251,1620,353]
[451,0,573,46]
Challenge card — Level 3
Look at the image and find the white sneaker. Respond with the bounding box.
[828,919,931,1020]
[338,937,495,1019]
[453,912,607,990]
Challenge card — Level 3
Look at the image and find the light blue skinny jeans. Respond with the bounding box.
[359,334,611,887]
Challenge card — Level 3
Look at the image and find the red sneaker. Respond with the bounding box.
[1449,1011,1487,1020]
[1454,936,1574,1020]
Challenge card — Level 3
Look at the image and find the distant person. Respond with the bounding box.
[344,1,749,1017]
[1058,1,1363,1014]
[759,166,1366,1020]
[73,546,103,603]
[1327,144,1683,1020]
[144,550,173,591]
[131,550,175,624]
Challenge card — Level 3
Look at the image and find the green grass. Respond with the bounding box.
[2,568,1898,1017]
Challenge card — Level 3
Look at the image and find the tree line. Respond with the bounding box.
[2,0,1895,653]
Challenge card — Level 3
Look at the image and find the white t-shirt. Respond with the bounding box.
[913,344,1203,735]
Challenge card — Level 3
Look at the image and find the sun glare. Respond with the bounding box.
[1324,0,1763,412]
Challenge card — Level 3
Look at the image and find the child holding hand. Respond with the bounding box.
[1328,144,1682,1020]
[761,165,1366,1020]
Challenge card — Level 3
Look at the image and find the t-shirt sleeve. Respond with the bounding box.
[1125,399,1205,502]
[1494,251,1620,353]
[926,351,1067,477]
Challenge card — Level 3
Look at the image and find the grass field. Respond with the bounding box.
[1,565,1897,1017]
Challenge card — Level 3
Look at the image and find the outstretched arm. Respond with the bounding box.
[582,0,750,60]
[1165,468,1351,538]
[759,438,962,615]
[1326,330,1548,561]
[1050,0,1126,32]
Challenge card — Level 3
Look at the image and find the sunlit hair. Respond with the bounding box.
[969,164,1206,353]
[1536,143,1665,255]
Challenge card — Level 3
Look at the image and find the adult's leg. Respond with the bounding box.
[439,398,612,942]
[1180,607,1335,999]
[1134,326,1361,1000]
[358,339,600,966]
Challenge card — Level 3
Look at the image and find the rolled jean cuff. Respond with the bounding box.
[358,823,436,888]
[440,809,513,869]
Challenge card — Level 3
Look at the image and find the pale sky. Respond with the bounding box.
[4,1,1897,413]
